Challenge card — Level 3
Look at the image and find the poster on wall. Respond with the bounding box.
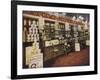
[11,0,97,79]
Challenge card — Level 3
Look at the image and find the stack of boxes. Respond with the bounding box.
[27,21,39,42]
[25,20,43,68]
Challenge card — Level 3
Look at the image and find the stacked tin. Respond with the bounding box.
[27,20,39,42]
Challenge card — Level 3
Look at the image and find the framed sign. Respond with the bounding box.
[11,0,97,79]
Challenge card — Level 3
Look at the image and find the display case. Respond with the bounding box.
[42,21,66,62]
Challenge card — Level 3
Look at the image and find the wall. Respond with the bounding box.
[0,0,99,80]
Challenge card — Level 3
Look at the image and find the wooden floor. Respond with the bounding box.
[44,47,90,67]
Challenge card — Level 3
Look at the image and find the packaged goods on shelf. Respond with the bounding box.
[31,34,34,42]
[86,40,89,46]
[28,19,31,26]
[29,27,33,34]
[75,43,80,51]
[32,20,36,25]
[27,34,31,42]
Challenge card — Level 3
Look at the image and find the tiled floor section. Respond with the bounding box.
[44,47,89,67]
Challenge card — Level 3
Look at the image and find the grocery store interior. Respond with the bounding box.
[22,11,90,68]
